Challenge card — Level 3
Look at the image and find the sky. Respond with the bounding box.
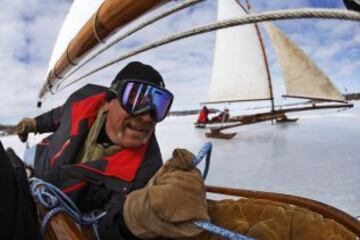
[0,0,359,124]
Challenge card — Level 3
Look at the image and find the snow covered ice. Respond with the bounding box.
[1,101,359,218]
[156,101,360,217]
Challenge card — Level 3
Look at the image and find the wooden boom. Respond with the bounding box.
[39,0,167,99]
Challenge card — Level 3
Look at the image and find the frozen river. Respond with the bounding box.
[1,101,359,217]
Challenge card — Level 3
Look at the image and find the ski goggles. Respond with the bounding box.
[115,80,174,122]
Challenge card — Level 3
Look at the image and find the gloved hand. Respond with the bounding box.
[16,117,37,142]
[124,149,210,239]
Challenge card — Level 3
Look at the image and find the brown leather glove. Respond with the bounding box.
[124,149,210,239]
[16,118,37,142]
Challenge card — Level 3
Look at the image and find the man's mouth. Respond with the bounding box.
[123,121,153,135]
[127,122,146,133]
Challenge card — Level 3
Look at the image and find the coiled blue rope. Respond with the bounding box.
[192,143,256,240]
[29,177,106,239]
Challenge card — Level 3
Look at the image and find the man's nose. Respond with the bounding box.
[140,111,156,122]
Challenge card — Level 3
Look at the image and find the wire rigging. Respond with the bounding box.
[41,8,360,101]
[53,0,205,92]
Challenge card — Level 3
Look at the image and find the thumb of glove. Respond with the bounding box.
[163,148,195,171]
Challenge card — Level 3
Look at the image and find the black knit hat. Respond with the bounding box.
[111,61,165,90]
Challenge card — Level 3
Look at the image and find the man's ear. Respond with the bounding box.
[103,101,111,112]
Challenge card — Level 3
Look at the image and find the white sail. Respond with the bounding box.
[47,0,104,72]
[264,22,345,102]
[208,0,272,103]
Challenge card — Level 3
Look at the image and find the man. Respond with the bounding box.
[210,108,230,123]
[16,61,209,239]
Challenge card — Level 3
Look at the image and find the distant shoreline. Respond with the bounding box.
[344,92,360,101]
[1,95,359,135]
[168,94,360,117]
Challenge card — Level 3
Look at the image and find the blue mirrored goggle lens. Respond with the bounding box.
[121,82,173,121]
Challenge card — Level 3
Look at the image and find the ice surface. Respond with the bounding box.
[1,101,359,217]
[156,102,360,217]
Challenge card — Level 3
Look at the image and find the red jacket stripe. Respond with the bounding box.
[62,181,87,193]
[70,92,106,136]
[74,142,149,182]
[50,139,71,167]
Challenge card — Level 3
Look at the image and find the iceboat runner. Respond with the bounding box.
[22,0,360,239]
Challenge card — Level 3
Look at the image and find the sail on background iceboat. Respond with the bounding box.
[202,0,352,138]
[264,22,346,103]
[208,0,348,105]
[208,0,272,103]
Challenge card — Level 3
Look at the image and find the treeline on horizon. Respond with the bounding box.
[344,92,360,101]
[0,124,15,136]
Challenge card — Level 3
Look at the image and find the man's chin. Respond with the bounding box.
[120,138,146,149]
[119,131,149,148]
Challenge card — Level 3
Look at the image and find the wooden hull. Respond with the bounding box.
[206,185,360,237]
[39,186,360,239]
[36,204,94,240]
[206,103,353,139]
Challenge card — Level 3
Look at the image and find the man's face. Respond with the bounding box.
[104,99,156,148]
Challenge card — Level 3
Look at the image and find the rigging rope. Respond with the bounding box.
[192,142,255,240]
[193,141,212,179]
[193,221,256,240]
[29,177,106,239]
[49,8,360,95]
[53,0,205,92]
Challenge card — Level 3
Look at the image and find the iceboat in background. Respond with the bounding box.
[198,0,353,139]
[27,0,360,238]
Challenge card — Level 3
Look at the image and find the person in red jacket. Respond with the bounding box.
[197,106,210,124]
[1,61,209,240]
[12,61,209,239]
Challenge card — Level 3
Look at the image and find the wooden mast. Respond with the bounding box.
[39,0,167,101]
[235,0,275,112]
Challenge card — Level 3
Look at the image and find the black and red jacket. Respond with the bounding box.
[34,84,163,239]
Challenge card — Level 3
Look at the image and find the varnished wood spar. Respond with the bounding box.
[36,203,96,240]
[40,0,167,98]
[44,213,91,240]
[206,185,360,236]
[208,103,353,132]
